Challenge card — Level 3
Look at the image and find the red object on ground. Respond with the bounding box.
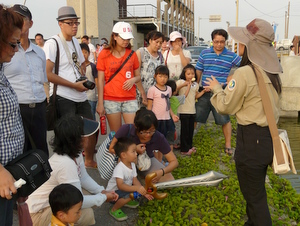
[100,116,107,135]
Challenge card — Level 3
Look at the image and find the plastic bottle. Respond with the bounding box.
[100,116,107,135]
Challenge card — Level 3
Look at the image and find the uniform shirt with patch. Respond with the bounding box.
[210,65,279,127]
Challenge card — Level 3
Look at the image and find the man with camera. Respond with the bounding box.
[44,6,97,168]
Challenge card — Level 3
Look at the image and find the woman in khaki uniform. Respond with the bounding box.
[204,19,282,226]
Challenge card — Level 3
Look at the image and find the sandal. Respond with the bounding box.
[224,147,234,156]
[109,208,128,221]
[173,144,181,149]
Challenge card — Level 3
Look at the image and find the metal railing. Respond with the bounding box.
[119,4,164,18]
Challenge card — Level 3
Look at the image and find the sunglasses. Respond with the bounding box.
[8,41,20,49]
[62,21,80,26]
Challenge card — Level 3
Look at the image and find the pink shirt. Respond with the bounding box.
[147,85,172,120]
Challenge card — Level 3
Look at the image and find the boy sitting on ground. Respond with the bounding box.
[106,137,154,221]
[49,184,83,226]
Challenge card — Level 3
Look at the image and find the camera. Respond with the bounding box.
[76,76,95,90]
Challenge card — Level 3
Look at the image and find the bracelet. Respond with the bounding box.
[161,168,165,176]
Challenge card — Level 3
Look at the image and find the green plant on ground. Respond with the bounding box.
[136,117,300,226]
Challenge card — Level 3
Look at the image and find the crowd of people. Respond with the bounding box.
[0,3,283,226]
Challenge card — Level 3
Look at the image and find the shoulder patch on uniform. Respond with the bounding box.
[228,79,236,91]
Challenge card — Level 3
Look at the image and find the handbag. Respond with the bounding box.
[96,131,118,180]
[5,128,52,197]
[46,38,59,131]
[254,65,297,175]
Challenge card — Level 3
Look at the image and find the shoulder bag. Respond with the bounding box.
[96,125,141,180]
[46,38,59,131]
[5,127,52,197]
[254,66,297,175]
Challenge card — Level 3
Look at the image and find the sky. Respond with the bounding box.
[2,0,300,42]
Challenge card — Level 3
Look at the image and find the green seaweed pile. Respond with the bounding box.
[137,118,300,226]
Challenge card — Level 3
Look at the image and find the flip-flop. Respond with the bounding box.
[174,144,181,149]
[224,147,234,156]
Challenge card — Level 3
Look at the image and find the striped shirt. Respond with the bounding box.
[0,64,24,166]
[195,46,241,86]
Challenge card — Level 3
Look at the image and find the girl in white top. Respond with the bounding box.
[27,115,118,226]
[176,64,206,156]
[163,31,191,80]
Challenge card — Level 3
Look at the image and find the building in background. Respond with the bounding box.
[67,0,194,49]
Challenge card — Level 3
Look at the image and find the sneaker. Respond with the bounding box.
[124,200,139,208]
[109,208,128,221]
[180,149,194,156]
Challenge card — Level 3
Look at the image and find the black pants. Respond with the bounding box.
[0,197,14,226]
[179,114,195,152]
[19,100,48,156]
[235,124,273,226]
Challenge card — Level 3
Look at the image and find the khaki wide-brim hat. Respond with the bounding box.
[228,18,282,74]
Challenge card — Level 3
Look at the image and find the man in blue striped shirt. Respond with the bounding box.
[195,29,241,155]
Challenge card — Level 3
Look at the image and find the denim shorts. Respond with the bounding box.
[104,100,138,114]
[195,92,230,125]
[110,190,130,204]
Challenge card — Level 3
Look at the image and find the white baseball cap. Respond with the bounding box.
[112,22,134,40]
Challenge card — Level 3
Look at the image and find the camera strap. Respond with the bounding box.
[106,50,134,84]
[58,33,81,80]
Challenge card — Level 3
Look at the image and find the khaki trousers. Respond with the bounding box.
[30,206,95,226]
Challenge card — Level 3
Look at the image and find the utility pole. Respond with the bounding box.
[284,1,290,39]
[233,0,239,53]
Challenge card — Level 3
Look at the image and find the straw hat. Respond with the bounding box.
[228,18,282,74]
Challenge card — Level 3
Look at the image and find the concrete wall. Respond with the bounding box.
[279,56,300,117]
[67,0,118,44]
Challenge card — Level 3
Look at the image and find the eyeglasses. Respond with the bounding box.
[213,40,225,45]
[8,41,20,49]
[139,130,156,135]
[62,21,80,26]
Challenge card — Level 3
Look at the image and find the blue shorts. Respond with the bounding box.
[195,92,230,125]
[104,100,138,114]
[110,190,130,204]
